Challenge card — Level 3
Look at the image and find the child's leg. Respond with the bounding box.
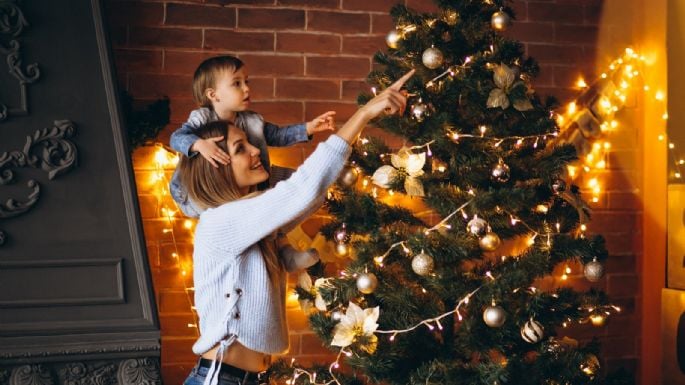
[277,233,319,272]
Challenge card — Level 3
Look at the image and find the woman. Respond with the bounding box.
[180,70,414,385]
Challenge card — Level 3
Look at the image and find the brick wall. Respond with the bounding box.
[105,0,640,383]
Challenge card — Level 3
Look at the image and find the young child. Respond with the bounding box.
[169,55,335,270]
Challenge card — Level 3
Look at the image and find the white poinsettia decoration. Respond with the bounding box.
[297,272,330,313]
[487,63,534,111]
[331,302,380,353]
[371,147,426,196]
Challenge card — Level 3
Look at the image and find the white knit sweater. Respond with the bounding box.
[191,134,351,356]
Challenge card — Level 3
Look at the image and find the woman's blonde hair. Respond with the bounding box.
[192,56,244,108]
[179,120,282,282]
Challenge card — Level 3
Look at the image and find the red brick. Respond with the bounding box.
[240,55,304,76]
[342,80,368,101]
[535,86,576,104]
[287,308,312,332]
[114,48,163,73]
[528,3,586,24]
[556,24,600,44]
[270,146,306,169]
[506,22,555,44]
[278,0,340,8]
[607,274,639,297]
[129,73,192,98]
[159,290,195,313]
[166,3,236,28]
[153,267,194,290]
[161,336,197,363]
[605,254,636,274]
[527,43,585,65]
[160,314,198,336]
[146,243,160,267]
[238,8,305,30]
[342,35,386,55]
[601,336,637,357]
[301,333,333,355]
[204,30,274,51]
[305,101,357,122]
[277,33,341,54]
[252,101,304,124]
[607,191,640,210]
[584,4,603,25]
[342,0,400,12]
[509,1,528,22]
[288,334,302,355]
[306,56,370,77]
[129,26,202,49]
[606,315,639,337]
[372,14,395,33]
[249,77,275,99]
[405,0,439,13]
[206,0,274,4]
[554,65,595,88]
[138,194,160,219]
[163,51,217,74]
[277,78,340,99]
[531,66,554,87]
[603,233,641,256]
[308,11,370,34]
[106,1,163,26]
[607,150,638,172]
[160,242,195,266]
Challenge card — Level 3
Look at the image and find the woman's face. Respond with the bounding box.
[226,125,269,194]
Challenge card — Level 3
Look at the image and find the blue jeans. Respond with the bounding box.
[182,364,260,385]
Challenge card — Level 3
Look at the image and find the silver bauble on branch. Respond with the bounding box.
[334,242,348,257]
[483,305,506,327]
[551,179,567,195]
[356,272,378,294]
[583,257,604,282]
[411,102,428,121]
[491,10,511,31]
[339,165,359,187]
[491,159,511,183]
[422,47,444,69]
[466,216,488,237]
[521,318,544,343]
[479,232,501,251]
[386,29,401,49]
[411,250,434,276]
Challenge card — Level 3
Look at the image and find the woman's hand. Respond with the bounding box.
[359,69,415,121]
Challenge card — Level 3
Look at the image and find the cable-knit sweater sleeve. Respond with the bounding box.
[200,135,350,255]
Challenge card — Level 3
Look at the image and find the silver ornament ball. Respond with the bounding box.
[483,305,507,327]
[491,161,511,183]
[584,258,604,282]
[466,217,488,237]
[339,166,359,187]
[491,11,511,31]
[479,232,502,251]
[411,102,428,121]
[386,29,401,49]
[422,47,444,69]
[356,272,378,294]
[411,251,434,276]
[521,318,544,343]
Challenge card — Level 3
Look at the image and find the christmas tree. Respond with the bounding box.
[283,1,632,384]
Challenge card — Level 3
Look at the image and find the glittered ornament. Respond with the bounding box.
[584,257,604,282]
[339,165,359,187]
[580,354,600,377]
[422,47,444,69]
[356,272,378,294]
[386,29,401,49]
[479,232,501,251]
[334,242,348,257]
[411,250,434,276]
[483,305,506,327]
[552,179,567,194]
[491,159,511,183]
[521,318,544,343]
[442,9,459,25]
[467,216,488,237]
[411,102,428,121]
[491,10,511,31]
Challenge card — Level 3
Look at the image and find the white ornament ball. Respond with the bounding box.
[479,232,501,251]
[584,258,604,282]
[483,305,506,327]
[411,251,434,276]
[339,166,359,187]
[356,272,378,294]
[386,29,402,49]
[334,242,348,257]
[491,11,511,31]
[422,47,444,69]
[521,318,544,343]
[466,217,488,237]
[491,160,511,183]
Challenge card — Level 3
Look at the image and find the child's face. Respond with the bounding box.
[211,67,250,115]
[226,124,268,194]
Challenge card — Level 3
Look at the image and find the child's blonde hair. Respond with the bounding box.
[192,56,244,108]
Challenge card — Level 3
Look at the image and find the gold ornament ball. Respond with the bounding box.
[467,217,488,237]
[483,305,506,327]
[356,272,378,294]
[479,232,501,251]
[334,242,348,257]
[422,47,444,69]
[411,251,434,276]
[339,166,359,187]
[589,313,607,327]
[443,9,459,25]
[386,29,401,49]
[521,318,544,343]
[580,354,600,376]
[584,258,604,282]
[491,11,511,31]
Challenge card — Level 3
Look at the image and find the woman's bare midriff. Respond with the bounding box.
[202,341,272,372]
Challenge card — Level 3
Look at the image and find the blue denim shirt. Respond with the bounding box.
[169,108,309,217]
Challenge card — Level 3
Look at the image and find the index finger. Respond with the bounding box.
[388,69,415,91]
